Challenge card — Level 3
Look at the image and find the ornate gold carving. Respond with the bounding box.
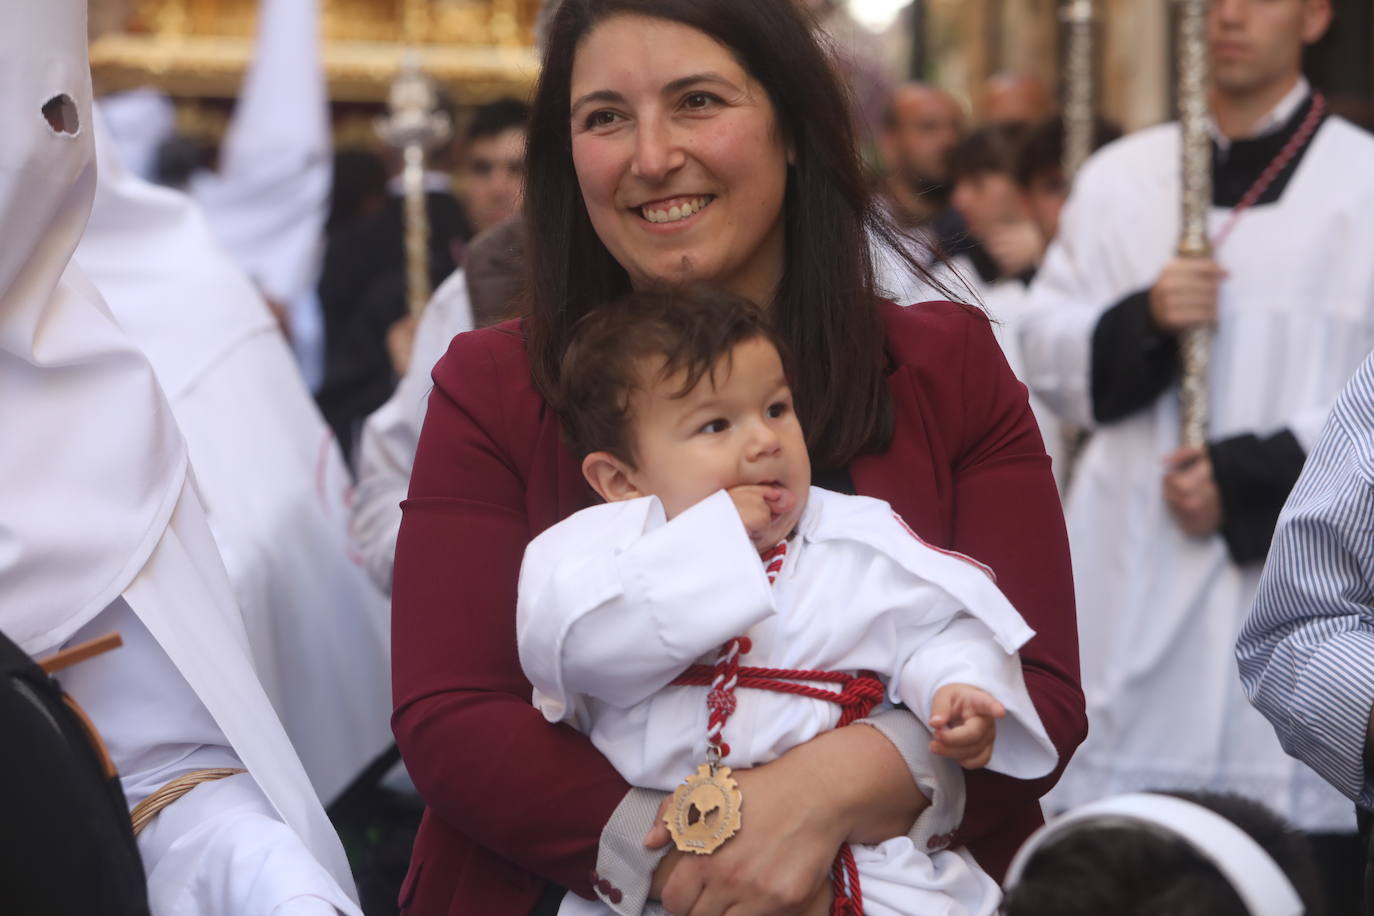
[90,0,541,103]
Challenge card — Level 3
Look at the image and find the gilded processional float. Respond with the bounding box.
[89,0,541,106]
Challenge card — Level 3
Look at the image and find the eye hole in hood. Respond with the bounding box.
[43,94,79,135]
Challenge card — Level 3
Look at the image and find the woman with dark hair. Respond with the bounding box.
[391,1,1085,913]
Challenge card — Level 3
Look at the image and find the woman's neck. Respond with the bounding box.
[722,228,786,309]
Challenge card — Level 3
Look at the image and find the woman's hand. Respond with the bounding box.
[645,724,928,915]
[646,765,836,916]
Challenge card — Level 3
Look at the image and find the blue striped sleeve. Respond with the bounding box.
[1238,352,1374,808]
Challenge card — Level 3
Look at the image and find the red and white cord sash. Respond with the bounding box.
[669,540,880,915]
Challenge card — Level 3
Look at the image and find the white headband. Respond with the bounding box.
[1005,793,1303,916]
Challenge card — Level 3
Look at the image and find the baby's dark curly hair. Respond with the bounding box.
[556,286,788,467]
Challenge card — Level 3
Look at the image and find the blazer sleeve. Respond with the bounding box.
[390,329,627,899]
[938,308,1087,852]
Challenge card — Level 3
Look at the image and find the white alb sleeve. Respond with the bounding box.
[517,491,776,720]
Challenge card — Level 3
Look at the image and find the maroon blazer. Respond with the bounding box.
[391,300,1085,915]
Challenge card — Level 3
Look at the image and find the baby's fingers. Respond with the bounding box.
[955,744,994,770]
[929,689,955,729]
[935,716,994,749]
[929,736,992,769]
[964,693,1007,721]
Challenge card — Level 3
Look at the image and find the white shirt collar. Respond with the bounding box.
[1209,77,1310,156]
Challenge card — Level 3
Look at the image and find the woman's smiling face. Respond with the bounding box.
[569,14,791,305]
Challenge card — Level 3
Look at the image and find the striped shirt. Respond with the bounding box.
[1238,350,1374,808]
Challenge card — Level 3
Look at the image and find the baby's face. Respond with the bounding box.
[625,336,810,546]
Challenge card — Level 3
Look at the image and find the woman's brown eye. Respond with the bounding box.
[585,110,618,129]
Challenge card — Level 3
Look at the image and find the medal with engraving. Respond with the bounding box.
[666,763,743,854]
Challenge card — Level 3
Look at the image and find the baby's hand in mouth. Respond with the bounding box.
[761,484,795,520]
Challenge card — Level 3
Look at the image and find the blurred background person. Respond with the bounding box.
[878,81,965,239]
[1020,0,1374,909]
[1014,113,1124,246]
[314,96,529,465]
[949,123,1044,287]
[324,147,391,245]
[459,98,529,236]
[979,71,1054,127]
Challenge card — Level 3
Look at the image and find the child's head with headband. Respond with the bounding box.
[1002,791,1325,916]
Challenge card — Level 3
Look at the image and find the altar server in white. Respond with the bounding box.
[76,111,393,806]
[0,3,360,912]
[517,288,1056,916]
[1017,0,1372,841]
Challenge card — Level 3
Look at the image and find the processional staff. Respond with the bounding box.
[1057,0,1094,485]
[1060,0,1094,182]
[1174,0,1213,447]
[377,52,453,317]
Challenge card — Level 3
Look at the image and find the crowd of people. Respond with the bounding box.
[6,0,1374,914]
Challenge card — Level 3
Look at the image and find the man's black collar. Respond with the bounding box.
[1211,92,1328,209]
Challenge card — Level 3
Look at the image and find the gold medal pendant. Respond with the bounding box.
[665,764,743,854]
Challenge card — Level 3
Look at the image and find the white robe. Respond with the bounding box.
[0,4,359,910]
[76,114,393,805]
[518,487,1056,916]
[1019,114,1374,831]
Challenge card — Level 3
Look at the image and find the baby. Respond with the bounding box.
[516,286,1056,915]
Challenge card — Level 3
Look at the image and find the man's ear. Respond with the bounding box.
[1302,0,1333,45]
[582,451,644,503]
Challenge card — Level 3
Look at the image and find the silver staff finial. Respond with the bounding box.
[377,51,453,316]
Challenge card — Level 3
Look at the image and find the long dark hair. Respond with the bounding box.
[524,0,944,469]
